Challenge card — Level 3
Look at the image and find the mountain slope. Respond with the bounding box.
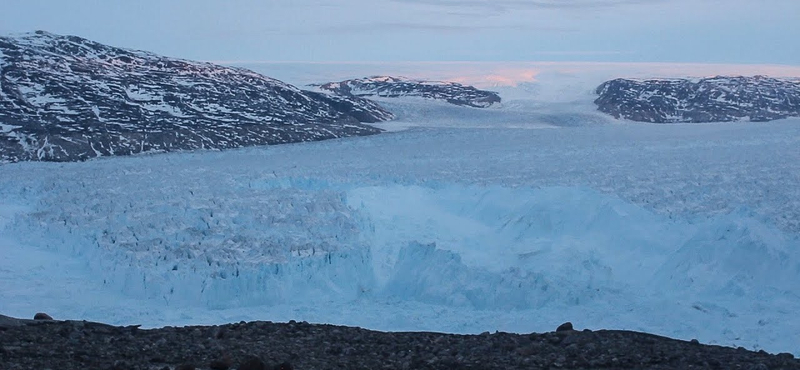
[317,76,501,108]
[595,76,800,123]
[0,31,391,163]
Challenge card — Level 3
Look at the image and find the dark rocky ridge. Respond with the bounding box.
[1,315,797,370]
[0,31,392,163]
[317,76,502,108]
[304,91,394,123]
[595,76,800,123]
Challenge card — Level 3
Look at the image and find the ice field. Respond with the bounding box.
[1,63,800,355]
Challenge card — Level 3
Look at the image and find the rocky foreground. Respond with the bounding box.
[1,315,798,370]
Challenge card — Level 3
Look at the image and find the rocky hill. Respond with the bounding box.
[1,315,798,370]
[595,76,800,123]
[0,31,392,163]
[317,76,501,108]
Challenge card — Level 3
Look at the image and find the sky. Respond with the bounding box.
[0,0,798,65]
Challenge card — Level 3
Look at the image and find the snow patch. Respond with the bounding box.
[0,123,19,133]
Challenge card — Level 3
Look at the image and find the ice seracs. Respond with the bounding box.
[595,76,800,123]
[0,31,393,163]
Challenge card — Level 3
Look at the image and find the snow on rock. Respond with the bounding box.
[0,31,392,163]
[316,76,502,108]
[0,123,19,133]
[304,90,395,123]
[595,76,800,123]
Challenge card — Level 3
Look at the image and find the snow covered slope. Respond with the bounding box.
[0,32,391,163]
[317,76,501,108]
[595,76,800,123]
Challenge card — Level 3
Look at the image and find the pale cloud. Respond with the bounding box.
[318,22,575,34]
[532,51,634,56]
[392,0,664,10]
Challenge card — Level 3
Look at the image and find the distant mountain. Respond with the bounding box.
[595,76,800,123]
[316,76,501,108]
[0,31,392,163]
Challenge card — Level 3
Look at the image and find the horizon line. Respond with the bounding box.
[215,60,800,68]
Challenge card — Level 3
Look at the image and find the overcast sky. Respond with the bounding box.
[0,0,798,65]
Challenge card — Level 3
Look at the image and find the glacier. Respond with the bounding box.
[1,67,800,356]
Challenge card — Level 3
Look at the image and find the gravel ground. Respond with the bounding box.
[1,315,798,370]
